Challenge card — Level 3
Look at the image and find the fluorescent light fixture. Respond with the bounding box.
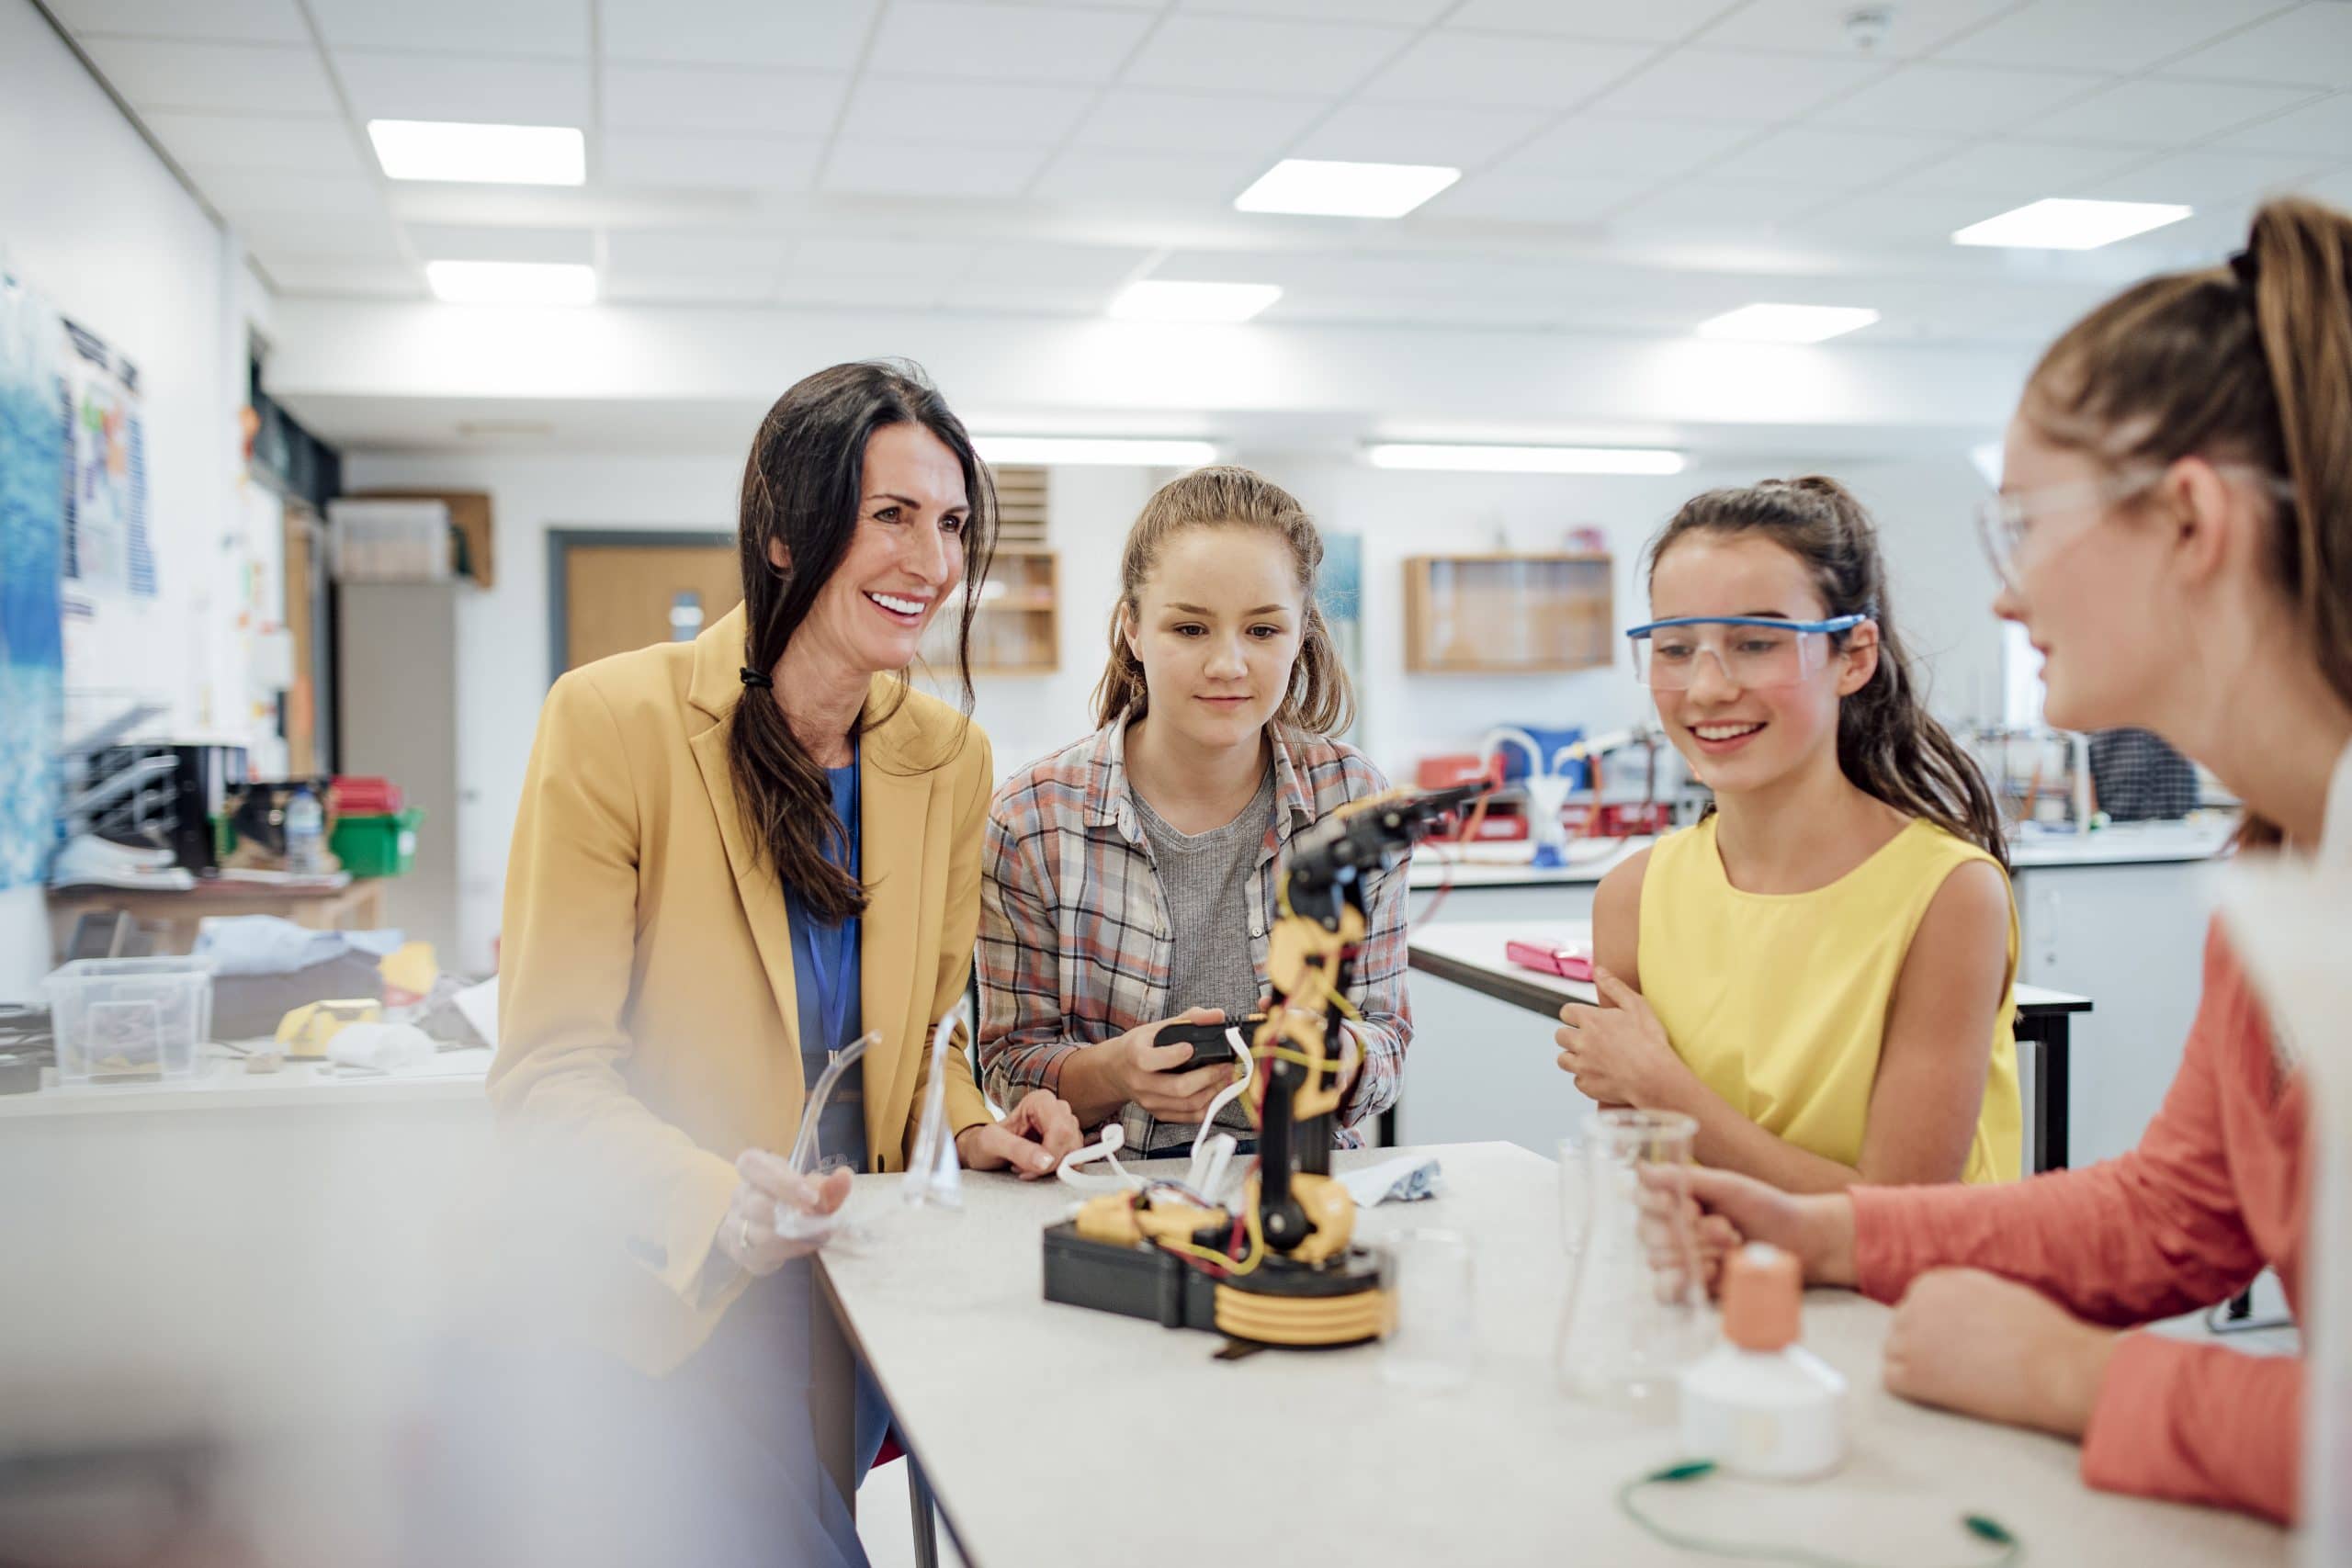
[1108,280,1282,322]
[1234,159,1460,219]
[1367,444,1686,476]
[1951,197,2191,251]
[974,436,1218,468]
[368,119,585,185]
[425,260,596,306]
[1696,302,1881,344]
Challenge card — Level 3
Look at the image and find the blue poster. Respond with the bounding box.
[0,267,65,890]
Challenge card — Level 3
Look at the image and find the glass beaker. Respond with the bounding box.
[1557,1119,1589,1262]
[1555,1109,1707,1414]
[1378,1229,1476,1393]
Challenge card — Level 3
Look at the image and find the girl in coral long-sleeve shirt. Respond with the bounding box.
[1667,194,2352,1527]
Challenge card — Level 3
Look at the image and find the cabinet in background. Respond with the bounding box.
[927,546,1058,674]
[1403,553,1613,674]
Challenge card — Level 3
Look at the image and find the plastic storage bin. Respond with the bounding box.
[332,807,423,877]
[44,956,215,1083]
[328,499,453,582]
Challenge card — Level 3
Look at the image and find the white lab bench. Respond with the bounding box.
[1401,820,2234,1168]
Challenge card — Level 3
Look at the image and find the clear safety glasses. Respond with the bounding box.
[1973,465,2298,593]
[1624,614,1871,692]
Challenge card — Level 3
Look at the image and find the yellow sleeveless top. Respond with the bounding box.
[1637,816,2022,1184]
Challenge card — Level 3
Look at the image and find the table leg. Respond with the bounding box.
[909,1456,942,1568]
[2018,1012,2072,1174]
[1377,1104,1399,1148]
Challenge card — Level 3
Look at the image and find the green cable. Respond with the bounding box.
[1617,1461,2022,1568]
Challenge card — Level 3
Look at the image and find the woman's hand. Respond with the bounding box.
[1555,967,1693,1110]
[1883,1268,2120,1438]
[718,1149,854,1276]
[956,1091,1086,1178]
[1636,1164,1860,1292]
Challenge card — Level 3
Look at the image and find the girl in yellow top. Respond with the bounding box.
[1555,478,2022,1188]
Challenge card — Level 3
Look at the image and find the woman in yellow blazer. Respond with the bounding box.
[490,361,1080,1565]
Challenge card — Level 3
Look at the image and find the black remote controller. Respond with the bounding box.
[1153,1014,1266,1071]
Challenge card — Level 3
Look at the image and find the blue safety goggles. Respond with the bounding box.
[1624,613,1873,691]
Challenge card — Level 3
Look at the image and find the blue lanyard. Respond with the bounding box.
[799,753,861,1055]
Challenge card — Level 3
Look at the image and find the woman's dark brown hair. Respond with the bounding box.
[1648,477,2010,872]
[2020,196,2352,847]
[1090,465,1354,734]
[729,359,994,921]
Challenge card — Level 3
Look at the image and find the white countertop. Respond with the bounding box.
[0,1043,494,1118]
[1407,820,2235,890]
[1408,921,2091,1014]
[817,1141,2276,1567]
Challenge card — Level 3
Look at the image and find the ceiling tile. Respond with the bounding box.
[79,37,337,114]
[867,2,1154,81]
[774,272,951,310]
[600,131,824,190]
[257,259,424,297]
[603,271,780,304]
[1498,115,1754,180]
[2160,5,2352,88]
[334,51,590,125]
[239,209,407,265]
[1932,0,2287,74]
[1290,103,1553,166]
[789,237,980,283]
[601,0,881,70]
[1587,49,1884,124]
[2212,93,2352,156]
[1182,0,1453,23]
[50,0,308,43]
[1419,170,1648,222]
[820,141,1050,197]
[1028,150,1261,203]
[603,230,792,274]
[1694,0,2018,58]
[404,224,594,264]
[1706,127,1962,188]
[1611,178,1824,232]
[1806,188,2033,247]
[838,79,1095,147]
[2086,148,2340,206]
[2023,78,2325,147]
[1900,139,2153,197]
[1123,15,1413,95]
[1812,62,2105,135]
[141,110,367,174]
[1443,0,1733,42]
[305,0,588,58]
[1360,31,1656,107]
[1075,89,1327,154]
[191,167,390,220]
[602,64,846,137]
[965,243,1155,288]
[955,282,1114,315]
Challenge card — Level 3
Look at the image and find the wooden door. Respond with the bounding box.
[561,538,740,673]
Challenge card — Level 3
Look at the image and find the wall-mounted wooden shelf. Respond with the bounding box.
[922,546,1059,675]
[1403,552,1614,674]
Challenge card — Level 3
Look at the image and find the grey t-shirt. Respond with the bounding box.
[1130,767,1275,1153]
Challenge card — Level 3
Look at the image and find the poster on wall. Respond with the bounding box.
[0,266,66,890]
[61,317,154,599]
[1319,531,1363,748]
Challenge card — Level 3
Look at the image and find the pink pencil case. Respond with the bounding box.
[1506,939,1593,982]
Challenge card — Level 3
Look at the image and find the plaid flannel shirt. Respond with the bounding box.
[978,716,1412,1153]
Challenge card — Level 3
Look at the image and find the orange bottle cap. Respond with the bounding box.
[1723,1242,1803,1351]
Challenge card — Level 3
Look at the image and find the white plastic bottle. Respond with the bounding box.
[1679,1243,1848,1480]
[284,786,326,876]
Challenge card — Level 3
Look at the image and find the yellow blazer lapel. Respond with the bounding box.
[859,679,937,1162]
[684,608,801,1062]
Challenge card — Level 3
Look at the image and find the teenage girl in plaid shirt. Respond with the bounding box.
[978,467,1412,1156]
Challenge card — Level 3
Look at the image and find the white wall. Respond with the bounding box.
[343,442,2005,976]
[0,0,267,994]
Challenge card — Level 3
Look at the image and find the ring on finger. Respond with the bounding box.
[737,1214,752,1256]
